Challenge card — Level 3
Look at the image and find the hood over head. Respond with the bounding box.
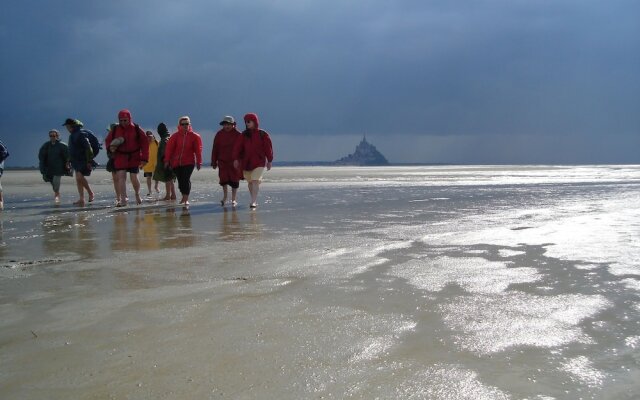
[157,122,169,139]
[243,113,259,130]
[118,109,133,125]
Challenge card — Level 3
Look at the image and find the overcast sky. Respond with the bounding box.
[1,0,638,166]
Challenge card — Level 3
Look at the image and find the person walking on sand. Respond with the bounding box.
[0,140,9,210]
[232,113,273,209]
[153,123,176,201]
[164,116,202,206]
[105,123,121,204]
[38,129,70,203]
[104,110,149,207]
[212,116,242,206]
[63,118,95,206]
[143,130,159,197]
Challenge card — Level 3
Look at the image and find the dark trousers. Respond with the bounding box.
[173,165,195,195]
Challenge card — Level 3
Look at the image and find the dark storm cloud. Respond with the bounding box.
[1,0,638,165]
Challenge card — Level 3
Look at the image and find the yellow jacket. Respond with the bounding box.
[143,139,159,173]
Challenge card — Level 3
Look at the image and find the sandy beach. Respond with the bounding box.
[1,166,639,399]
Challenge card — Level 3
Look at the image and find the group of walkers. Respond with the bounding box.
[34,110,274,209]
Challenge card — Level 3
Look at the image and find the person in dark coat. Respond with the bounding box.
[212,116,242,206]
[153,122,176,201]
[63,118,95,206]
[38,129,70,203]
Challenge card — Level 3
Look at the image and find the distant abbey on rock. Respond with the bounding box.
[334,136,389,166]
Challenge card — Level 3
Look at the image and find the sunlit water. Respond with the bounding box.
[1,166,639,399]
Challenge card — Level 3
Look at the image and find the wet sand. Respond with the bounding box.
[1,166,639,399]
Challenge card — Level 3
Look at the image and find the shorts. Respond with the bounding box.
[116,167,140,174]
[219,181,239,189]
[72,162,92,177]
[243,167,265,182]
[144,172,153,178]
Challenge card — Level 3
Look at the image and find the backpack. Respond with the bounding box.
[0,141,8,163]
[83,130,102,158]
[77,129,101,158]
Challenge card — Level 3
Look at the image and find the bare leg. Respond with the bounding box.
[221,185,228,204]
[162,181,171,200]
[130,172,142,204]
[115,170,128,205]
[169,181,176,200]
[146,175,152,195]
[111,172,119,204]
[247,181,254,202]
[231,187,238,204]
[74,172,89,205]
[249,180,259,207]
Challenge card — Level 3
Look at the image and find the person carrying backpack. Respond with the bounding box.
[63,118,95,206]
[104,109,149,206]
[0,139,9,210]
[38,129,70,203]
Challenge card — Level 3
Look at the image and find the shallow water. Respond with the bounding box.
[1,166,639,399]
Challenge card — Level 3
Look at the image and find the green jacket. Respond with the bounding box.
[39,140,70,177]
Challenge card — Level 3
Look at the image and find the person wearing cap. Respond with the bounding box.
[153,123,176,201]
[63,118,95,206]
[38,129,70,203]
[212,116,242,206]
[232,113,274,209]
[104,110,149,207]
[164,116,202,206]
[142,130,159,197]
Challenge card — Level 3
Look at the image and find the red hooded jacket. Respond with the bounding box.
[105,109,149,170]
[232,113,274,171]
[164,123,203,168]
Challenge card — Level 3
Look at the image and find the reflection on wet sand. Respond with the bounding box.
[163,206,196,248]
[41,212,97,258]
[219,208,263,241]
[219,208,240,241]
[110,207,197,252]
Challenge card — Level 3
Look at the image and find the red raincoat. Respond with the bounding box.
[232,113,274,171]
[212,127,242,183]
[105,109,149,170]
